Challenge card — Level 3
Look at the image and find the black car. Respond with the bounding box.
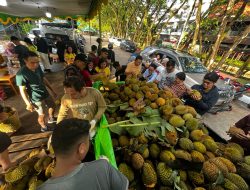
[120,40,136,52]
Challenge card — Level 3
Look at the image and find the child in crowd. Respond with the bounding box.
[164,72,187,98]
[95,58,111,80]
[64,46,76,65]
[142,63,158,83]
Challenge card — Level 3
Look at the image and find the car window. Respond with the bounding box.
[141,47,155,55]
[179,56,207,73]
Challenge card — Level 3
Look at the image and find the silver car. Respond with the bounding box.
[140,46,209,88]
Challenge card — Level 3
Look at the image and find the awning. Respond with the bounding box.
[0,0,108,25]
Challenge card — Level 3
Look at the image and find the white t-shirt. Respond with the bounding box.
[156,65,165,75]
[156,69,178,89]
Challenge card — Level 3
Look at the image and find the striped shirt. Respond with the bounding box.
[169,82,187,98]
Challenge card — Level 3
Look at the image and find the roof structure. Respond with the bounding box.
[0,0,107,24]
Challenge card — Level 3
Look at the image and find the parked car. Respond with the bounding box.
[114,38,122,47]
[140,46,209,88]
[120,40,136,52]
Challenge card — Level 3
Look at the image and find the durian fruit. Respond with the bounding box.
[224,178,239,190]
[193,142,207,153]
[145,91,152,99]
[124,87,133,96]
[217,157,236,173]
[150,102,158,109]
[45,160,55,178]
[188,171,204,185]
[169,115,185,128]
[132,84,140,92]
[178,138,194,151]
[137,133,148,144]
[179,170,187,181]
[190,130,204,141]
[204,151,216,160]
[171,98,183,107]
[129,98,137,107]
[118,136,130,147]
[141,148,149,159]
[156,97,166,106]
[203,139,219,153]
[112,138,119,148]
[165,130,178,145]
[237,162,250,180]
[149,94,158,102]
[211,186,225,190]
[131,153,144,170]
[175,105,188,115]
[160,150,176,163]
[194,188,206,190]
[209,158,228,176]
[182,113,193,121]
[5,164,29,183]
[118,163,134,182]
[173,149,192,161]
[149,143,160,159]
[142,163,157,188]
[157,162,174,186]
[28,176,38,190]
[191,90,202,100]
[226,143,244,156]
[144,99,151,106]
[202,160,220,182]
[42,156,53,169]
[34,156,47,172]
[225,173,249,190]
[28,149,41,158]
[14,175,30,190]
[191,150,205,163]
[186,106,197,117]
[109,93,119,101]
[244,155,250,165]
[223,147,243,163]
[135,92,144,100]
[186,118,199,131]
[178,180,189,190]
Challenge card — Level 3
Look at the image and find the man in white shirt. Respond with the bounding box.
[156,58,169,75]
[154,59,178,89]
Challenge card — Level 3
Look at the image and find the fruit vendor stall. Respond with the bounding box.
[94,80,250,189]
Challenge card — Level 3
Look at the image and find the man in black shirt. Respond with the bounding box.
[33,32,51,72]
[10,36,29,67]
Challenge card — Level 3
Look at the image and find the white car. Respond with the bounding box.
[114,38,122,47]
[108,37,116,43]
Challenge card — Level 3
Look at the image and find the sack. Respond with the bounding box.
[64,64,83,81]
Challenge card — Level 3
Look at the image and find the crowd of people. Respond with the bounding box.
[0,34,249,189]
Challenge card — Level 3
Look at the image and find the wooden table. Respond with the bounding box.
[0,132,51,174]
[0,67,19,95]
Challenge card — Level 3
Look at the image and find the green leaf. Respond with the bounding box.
[126,125,145,137]
[126,112,135,118]
[130,117,144,124]
[120,103,129,110]
[106,106,118,113]
[162,120,175,132]
[109,125,127,135]
[160,125,166,137]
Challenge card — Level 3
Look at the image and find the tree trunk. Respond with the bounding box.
[189,0,202,55]
[177,0,197,49]
[206,0,236,70]
[199,29,203,60]
[235,56,250,77]
[215,25,250,69]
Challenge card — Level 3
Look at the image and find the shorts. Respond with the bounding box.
[33,96,55,116]
[0,132,11,153]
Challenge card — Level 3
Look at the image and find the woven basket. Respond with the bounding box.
[0,107,21,133]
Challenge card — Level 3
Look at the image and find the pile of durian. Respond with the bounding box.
[100,79,250,189]
[0,149,55,190]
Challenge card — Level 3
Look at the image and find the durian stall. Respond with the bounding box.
[0,79,250,189]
